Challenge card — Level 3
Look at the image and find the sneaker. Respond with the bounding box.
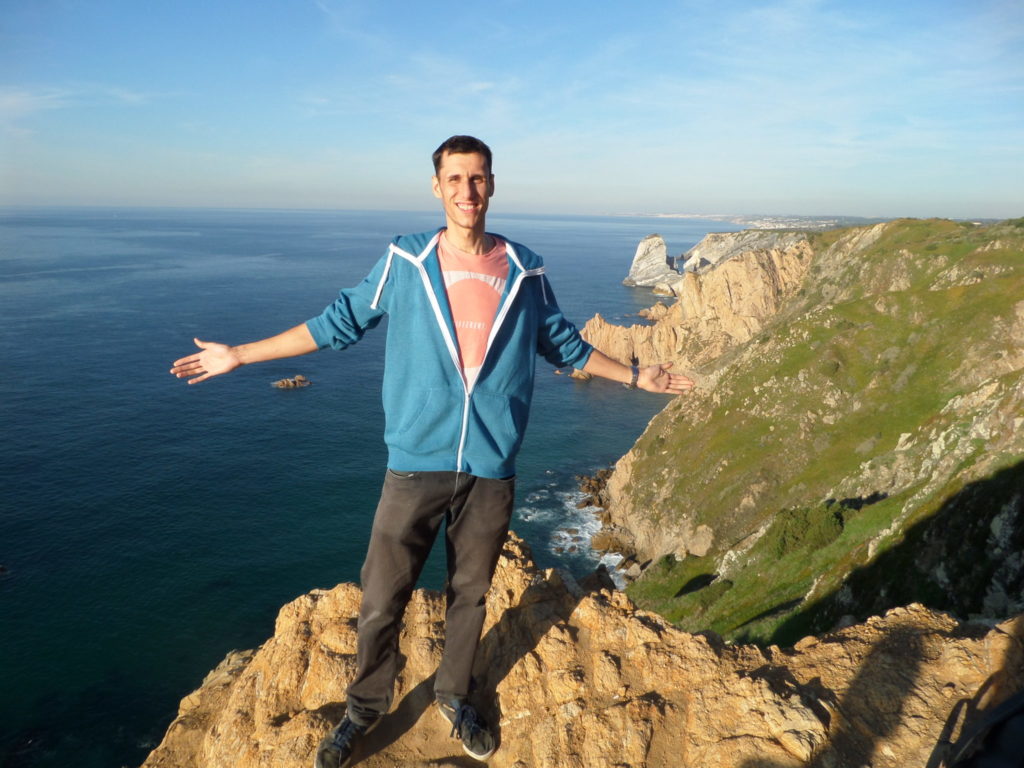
[436,697,496,761]
[313,714,379,768]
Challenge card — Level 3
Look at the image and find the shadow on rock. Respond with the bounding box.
[929,614,1024,768]
[472,560,610,744]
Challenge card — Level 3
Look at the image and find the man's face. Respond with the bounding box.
[432,151,494,233]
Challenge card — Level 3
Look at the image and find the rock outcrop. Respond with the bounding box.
[622,234,678,291]
[582,230,813,370]
[677,229,812,273]
[273,374,311,389]
[578,306,676,370]
[143,534,1024,768]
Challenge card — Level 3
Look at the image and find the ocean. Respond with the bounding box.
[0,207,740,767]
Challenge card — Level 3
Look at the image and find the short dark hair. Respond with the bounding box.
[432,135,493,175]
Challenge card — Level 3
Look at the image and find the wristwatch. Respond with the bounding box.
[627,365,639,389]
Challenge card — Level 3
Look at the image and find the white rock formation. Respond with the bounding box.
[623,234,678,287]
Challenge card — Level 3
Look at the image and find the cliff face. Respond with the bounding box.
[677,229,813,273]
[586,219,1024,646]
[143,534,1024,768]
[582,231,814,371]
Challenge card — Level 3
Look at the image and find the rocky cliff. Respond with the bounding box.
[583,218,1024,648]
[677,229,813,273]
[143,534,1024,768]
[582,229,814,370]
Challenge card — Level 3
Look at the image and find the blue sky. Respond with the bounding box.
[1,0,1022,218]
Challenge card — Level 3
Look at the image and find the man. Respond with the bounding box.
[170,136,693,767]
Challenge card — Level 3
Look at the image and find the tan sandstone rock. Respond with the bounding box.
[143,533,1024,768]
[581,234,813,372]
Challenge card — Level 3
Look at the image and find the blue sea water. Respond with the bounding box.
[0,207,740,767]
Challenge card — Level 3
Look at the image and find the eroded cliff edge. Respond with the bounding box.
[143,534,1024,768]
[581,218,1024,647]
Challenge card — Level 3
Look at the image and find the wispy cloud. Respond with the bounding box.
[0,87,70,119]
[0,83,158,134]
[0,87,71,135]
[310,0,389,49]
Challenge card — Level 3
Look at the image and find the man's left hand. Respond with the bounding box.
[637,362,695,395]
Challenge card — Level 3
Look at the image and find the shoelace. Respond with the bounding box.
[331,718,361,748]
[450,703,482,740]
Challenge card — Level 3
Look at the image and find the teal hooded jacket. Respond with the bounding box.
[306,229,594,479]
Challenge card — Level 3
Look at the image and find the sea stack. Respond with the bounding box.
[622,234,678,289]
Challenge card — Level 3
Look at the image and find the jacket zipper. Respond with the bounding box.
[390,235,541,473]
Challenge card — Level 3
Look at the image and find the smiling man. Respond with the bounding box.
[170,135,693,767]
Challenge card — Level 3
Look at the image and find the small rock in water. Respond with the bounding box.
[272,374,311,389]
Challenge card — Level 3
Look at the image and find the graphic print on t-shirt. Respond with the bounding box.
[438,231,509,390]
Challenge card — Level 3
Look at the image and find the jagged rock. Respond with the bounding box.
[623,234,679,288]
[590,525,635,558]
[674,236,813,345]
[677,229,812,273]
[652,281,676,297]
[143,533,1024,768]
[581,231,811,370]
[579,310,681,369]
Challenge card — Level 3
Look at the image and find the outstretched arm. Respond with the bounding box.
[169,323,318,385]
[581,349,694,395]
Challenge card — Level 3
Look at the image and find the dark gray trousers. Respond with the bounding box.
[346,469,514,724]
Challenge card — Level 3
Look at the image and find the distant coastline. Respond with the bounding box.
[613,212,1004,231]
[613,212,888,231]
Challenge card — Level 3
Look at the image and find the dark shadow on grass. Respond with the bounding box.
[675,572,718,597]
[732,597,805,642]
[825,491,888,513]
[769,460,1024,647]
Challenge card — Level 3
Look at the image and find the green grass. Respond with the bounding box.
[620,218,1024,646]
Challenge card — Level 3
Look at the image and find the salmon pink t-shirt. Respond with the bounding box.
[437,231,509,390]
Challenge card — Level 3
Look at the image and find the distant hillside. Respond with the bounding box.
[586,218,1024,646]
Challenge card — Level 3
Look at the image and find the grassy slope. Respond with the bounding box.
[623,218,1024,646]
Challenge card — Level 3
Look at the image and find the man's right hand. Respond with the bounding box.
[170,338,242,385]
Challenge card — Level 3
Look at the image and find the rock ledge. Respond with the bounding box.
[143,533,1024,768]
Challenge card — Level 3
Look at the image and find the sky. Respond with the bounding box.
[1,0,1022,218]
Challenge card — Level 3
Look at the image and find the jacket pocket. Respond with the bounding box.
[467,391,527,459]
[393,387,459,455]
